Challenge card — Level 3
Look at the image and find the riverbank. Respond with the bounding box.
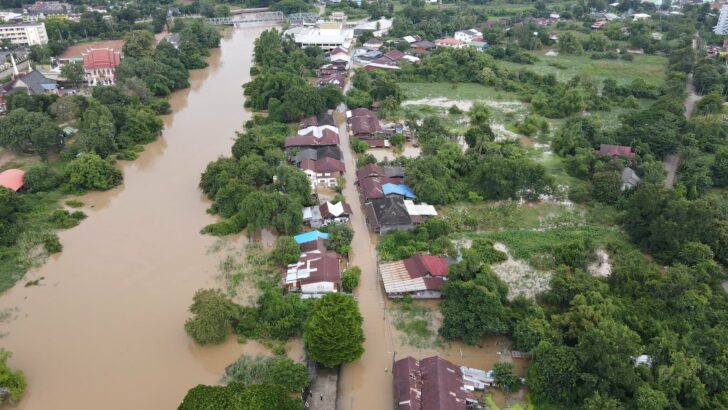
[0,26,273,409]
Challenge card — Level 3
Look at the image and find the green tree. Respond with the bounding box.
[342,267,361,293]
[694,92,724,116]
[0,350,26,404]
[271,236,301,266]
[558,32,584,55]
[23,165,62,193]
[322,224,354,255]
[712,148,728,187]
[591,169,622,204]
[528,342,579,405]
[492,362,519,392]
[304,293,364,367]
[184,289,240,345]
[48,96,81,122]
[123,30,155,59]
[0,109,63,159]
[65,153,122,192]
[76,100,117,157]
[61,62,85,87]
[439,273,510,344]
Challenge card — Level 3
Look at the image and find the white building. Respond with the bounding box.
[0,11,23,22]
[0,22,48,45]
[716,5,728,35]
[454,29,483,44]
[285,22,354,50]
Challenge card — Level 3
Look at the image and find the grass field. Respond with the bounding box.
[401,82,522,101]
[498,52,668,86]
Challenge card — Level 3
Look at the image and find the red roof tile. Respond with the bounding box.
[0,169,24,192]
[82,48,121,70]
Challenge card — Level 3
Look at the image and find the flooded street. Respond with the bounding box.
[0,26,272,409]
[336,112,520,408]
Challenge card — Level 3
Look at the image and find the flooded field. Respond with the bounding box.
[0,26,273,409]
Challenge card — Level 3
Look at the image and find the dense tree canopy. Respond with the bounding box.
[304,293,365,367]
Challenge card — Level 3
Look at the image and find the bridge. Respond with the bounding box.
[208,12,319,26]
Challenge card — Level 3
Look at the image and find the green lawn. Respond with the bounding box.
[401,82,522,101]
[498,52,668,86]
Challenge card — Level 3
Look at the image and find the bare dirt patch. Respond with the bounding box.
[588,248,612,278]
[491,243,551,300]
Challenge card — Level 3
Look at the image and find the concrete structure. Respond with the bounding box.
[435,37,465,49]
[454,29,482,44]
[0,22,47,45]
[300,157,346,188]
[353,18,393,37]
[285,21,354,50]
[716,5,728,35]
[0,12,23,23]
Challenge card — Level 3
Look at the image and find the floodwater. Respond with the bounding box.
[368,142,421,163]
[335,113,522,408]
[0,26,278,409]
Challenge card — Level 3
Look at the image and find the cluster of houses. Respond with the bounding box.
[284,231,343,298]
[355,162,437,234]
[394,356,492,410]
[316,46,350,90]
[285,114,345,190]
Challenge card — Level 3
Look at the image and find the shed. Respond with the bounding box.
[383,183,416,198]
[294,230,330,244]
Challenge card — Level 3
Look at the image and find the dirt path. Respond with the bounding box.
[663,154,680,189]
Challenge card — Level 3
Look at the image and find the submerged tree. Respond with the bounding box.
[304,293,364,367]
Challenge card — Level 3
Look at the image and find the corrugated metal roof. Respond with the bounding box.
[380,261,427,293]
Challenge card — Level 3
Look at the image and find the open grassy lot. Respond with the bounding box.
[401,82,522,101]
[498,52,668,86]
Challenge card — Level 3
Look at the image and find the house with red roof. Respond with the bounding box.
[379,254,449,298]
[0,169,25,192]
[393,356,476,410]
[435,37,465,48]
[597,144,635,159]
[285,131,340,149]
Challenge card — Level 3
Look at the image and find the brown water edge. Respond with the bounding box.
[0,26,280,410]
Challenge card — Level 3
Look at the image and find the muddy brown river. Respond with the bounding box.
[0,26,273,409]
[0,25,524,410]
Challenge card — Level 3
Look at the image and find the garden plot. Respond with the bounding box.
[491,243,551,300]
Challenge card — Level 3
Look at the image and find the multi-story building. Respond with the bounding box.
[716,5,728,35]
[0,22,48,45]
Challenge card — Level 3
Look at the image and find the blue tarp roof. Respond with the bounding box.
[294,230,329,244]
[382,183,416,198]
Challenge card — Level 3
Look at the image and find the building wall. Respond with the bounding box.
[301,281,337,294]
[85,67,116,86]
[0,23,48,45]
[379,224,415,234]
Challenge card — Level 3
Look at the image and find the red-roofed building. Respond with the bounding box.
[393,356,474,410]
[0,169,25,192]
[598,144,635,159]
[379,254,449,298]
[82,47,121,86]
[347,108,382,138]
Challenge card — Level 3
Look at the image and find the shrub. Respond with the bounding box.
[224,355,309,392]
[23,165,63,193]
[271,236,300,266]
[184,289,240,345]
[43,234,62,254]
[0,350,26,404]
[49,209,87,229]
[65,153,123,192]
[342,267,361,293]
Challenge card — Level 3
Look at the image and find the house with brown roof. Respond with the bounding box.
[410,40,436,55]
[285,132,340,149]
[347,107,382,138]
[393,356,475,410]
[383,49,406,63]
[300,157,346,188]
[285,250,341,298]
[379,254,449,299]
[365,197,414,233]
